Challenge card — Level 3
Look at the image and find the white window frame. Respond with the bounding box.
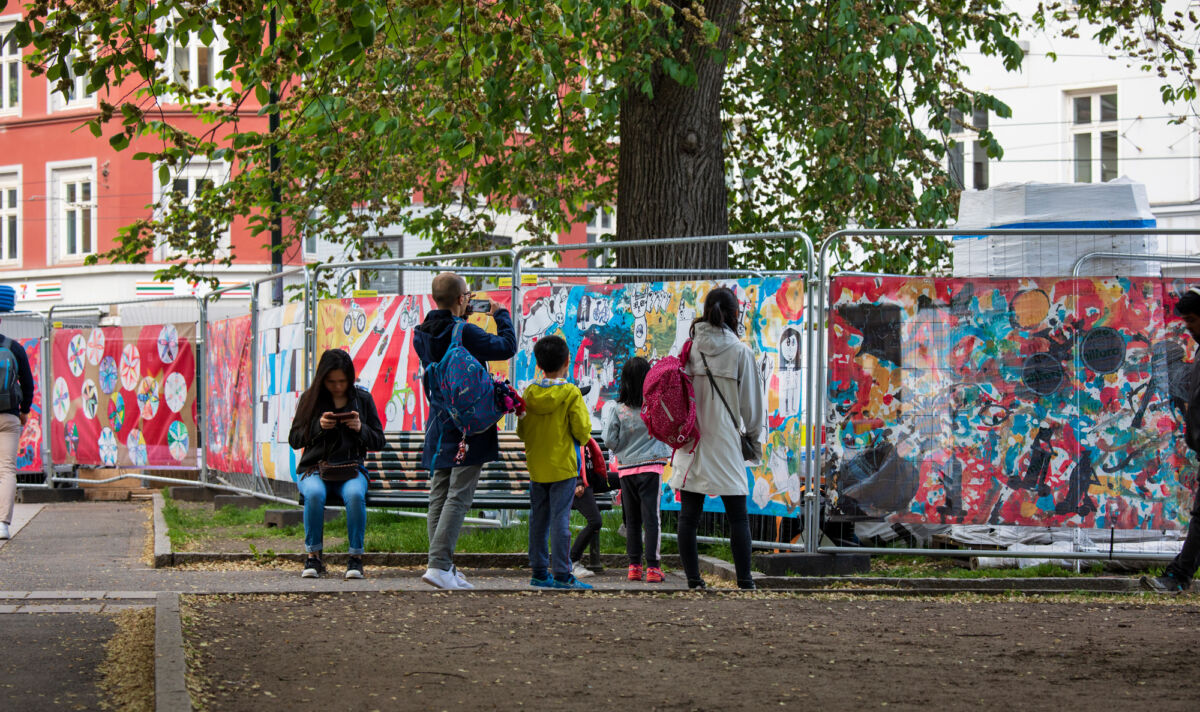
[152,160,232,260]
[46,160,97,263]
[47,51,97,113]
[0,17,21,116]
[947,107,989,191]
[0,165,20,265]
[585,204,615,269]
[158,17,230,101]
[1068,88,1119,184]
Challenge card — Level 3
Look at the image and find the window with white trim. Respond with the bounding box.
[48,52,96,112]
[1,23,20,113]
[947,108,989,191]
[161,19,229,95]
[154,161,231,258]
[51,167,96,260]
[0,173,18,263]
[585,205,614,269]
[1070,90,1118,183]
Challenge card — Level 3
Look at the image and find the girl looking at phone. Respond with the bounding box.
[288,349,385,579]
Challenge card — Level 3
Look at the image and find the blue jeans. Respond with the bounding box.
[298,471,368,555]
[528,477,577,580]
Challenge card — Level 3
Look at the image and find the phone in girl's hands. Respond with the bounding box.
[325,411,356,421]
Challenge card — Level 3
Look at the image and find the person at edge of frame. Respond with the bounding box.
[1144,287,1200,593]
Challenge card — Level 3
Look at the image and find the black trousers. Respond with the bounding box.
[569,486,603,564]
[677,490,754,589]
[620,472,663,567]
[1165,489,1200,585]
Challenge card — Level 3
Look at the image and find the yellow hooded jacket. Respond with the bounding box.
[517,378,593,483]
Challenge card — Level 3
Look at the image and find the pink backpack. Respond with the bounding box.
[641,340,699,452]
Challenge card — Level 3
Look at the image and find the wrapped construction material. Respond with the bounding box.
[954,179,1158,277]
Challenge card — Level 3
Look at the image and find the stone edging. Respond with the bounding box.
[154,592,191,712]
[152,494,172,568]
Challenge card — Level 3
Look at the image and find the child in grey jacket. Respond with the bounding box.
[601,357,672,583]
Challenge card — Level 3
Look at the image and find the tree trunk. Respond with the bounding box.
[616,0,741,275]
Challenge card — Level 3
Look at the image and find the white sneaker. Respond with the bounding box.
[0,523,9,540]
[451,565,475,590]
[421,567,461,590]
[571,561,595,579]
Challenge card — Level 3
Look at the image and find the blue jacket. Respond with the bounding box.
[413,308,517,469]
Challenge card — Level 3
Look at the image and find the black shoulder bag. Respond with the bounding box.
[699,352,760,462]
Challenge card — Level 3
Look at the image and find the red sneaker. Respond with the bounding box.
[627,564,643,581]
[645,566,665,583]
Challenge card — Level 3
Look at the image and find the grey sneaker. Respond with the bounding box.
[451,565,475,590]
[0,522,10,540]
[421,567,461,590]
[1141,574,1186,593]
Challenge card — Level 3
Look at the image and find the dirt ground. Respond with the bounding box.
[183,592,1200,712]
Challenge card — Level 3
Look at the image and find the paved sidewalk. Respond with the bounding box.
[0,503,43,552]
[2,501,688,596]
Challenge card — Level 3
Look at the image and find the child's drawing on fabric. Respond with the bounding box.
[15,337,43,472]
[256,304,306,482]
[316,291,512,433]
[512,277,808,518]
[205,315,253,473]
[827,275,1197,530]
[51,325,197,467]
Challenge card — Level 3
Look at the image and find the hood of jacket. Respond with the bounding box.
[687,322,745,379]
[523,379,582,416]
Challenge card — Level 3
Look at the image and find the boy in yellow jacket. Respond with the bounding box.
[517,335,594,589]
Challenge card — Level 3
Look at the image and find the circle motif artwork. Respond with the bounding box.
[64,421,79,458]
[157,324,179,364]
[98,428,118,466]
[137,376,160,420]
[98,356,119,394]
[164,372,188,414]
[52,377,70,423]
[81,379,98,419]
[127,429,148,466]
[108,393,126,432]
[120,345,141,392]
[168,421,189,462]
[67,334,87,377]
[86,329,106,366]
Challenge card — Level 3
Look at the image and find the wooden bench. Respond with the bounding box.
[361,432,614,509]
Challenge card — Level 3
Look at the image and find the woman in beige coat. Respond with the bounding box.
[668,287,764,589]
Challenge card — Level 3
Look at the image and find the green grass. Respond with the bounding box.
[161,490,679,556]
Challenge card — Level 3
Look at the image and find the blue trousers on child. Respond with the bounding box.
[298,471,368,555]
[529,476,577,581]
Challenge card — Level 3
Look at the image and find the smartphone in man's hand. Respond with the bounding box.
[469,299,492,313]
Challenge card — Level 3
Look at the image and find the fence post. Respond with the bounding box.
[197,296,208,485]
[40,314,54,487]
[249,283,261,485]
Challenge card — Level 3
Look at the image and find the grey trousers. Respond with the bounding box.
[427,465,483,571]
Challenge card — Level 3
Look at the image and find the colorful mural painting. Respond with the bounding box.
[315,291,512,433]
[16,337,43,472]
[205,315,253,473]
[513,277,809,518]
[826,275,1199,530]
[255,303,306,481]
[50,325,197,467]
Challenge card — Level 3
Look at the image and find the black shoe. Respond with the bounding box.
[737,580,757,590]
[345,556,364,580]
[687,579,707,590]
[301,556,326,578]
[1141,574,1186,593]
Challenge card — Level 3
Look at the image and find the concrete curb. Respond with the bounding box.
[152,494,172,568]
[154,592,191,712]
[167,551,683,569]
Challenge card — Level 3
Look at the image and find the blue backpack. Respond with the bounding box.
[431,321,503,439]
[0,337,22,413]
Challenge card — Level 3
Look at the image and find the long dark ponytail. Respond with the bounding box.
[690,287,740,337]
[293,349,357,431]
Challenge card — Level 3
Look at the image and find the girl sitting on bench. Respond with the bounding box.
[289,349,385,579]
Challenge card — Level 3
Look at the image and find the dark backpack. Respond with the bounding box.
[0,337,22,412]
